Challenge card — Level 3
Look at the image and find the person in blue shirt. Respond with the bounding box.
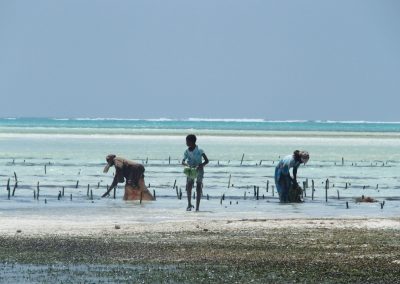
[274,150,309,203]
[182,134,209,211]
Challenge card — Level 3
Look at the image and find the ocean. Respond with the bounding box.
[1,118,399,223]
[2,118,400,134]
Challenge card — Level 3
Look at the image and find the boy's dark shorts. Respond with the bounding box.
[187,168,204,185]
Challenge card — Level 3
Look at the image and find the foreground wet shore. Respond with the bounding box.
[1,218,400,283]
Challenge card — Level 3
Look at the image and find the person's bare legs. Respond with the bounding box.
[195,182,202,211]
[195,186,201,211]
[186,179,194,211]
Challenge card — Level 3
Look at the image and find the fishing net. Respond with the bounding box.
[288,183,303,203]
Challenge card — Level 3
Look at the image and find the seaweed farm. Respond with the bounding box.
[1,131,400,221]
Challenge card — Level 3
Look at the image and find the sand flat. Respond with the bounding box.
[1,216,400,283]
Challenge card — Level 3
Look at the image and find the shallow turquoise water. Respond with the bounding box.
[2,118,400,133]
[0,119,399,219]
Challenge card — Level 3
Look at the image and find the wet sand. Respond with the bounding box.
[1,217,400,283]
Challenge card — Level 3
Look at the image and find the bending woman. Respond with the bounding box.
[274,150,309,203]
[102,154,154,200]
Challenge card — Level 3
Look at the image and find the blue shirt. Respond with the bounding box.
[277,155,301,175]
[183,146,204,167]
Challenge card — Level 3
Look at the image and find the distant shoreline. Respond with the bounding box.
[3,117,400,124]
[1,128,400,139]
[1,118,400,135]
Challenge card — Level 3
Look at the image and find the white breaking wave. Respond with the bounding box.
[315,120,400,124]
[265,120,308,123]
[187,118,266,122]
[145,118,174,122]
[73,118,141,121]
[3,118,400,124]
[73,118,174,121]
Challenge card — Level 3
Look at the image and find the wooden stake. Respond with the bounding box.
[12,182,17,197]
[240,153,245,165]
[76,180,79,189]
[37,182,40,200]
[228,174,231,188]
[325,184,328,203]
[90,189,93,200]
[173,179,177,189]
[346,201,349,209]
[87,184,90,196]
[6,178,11,200]
[113,186,116,199]
[311,180,315,201]
[337,190,340,200]
[62,187,65,197]
[153,190,156,200]
[266,180,269,192]
[140,191,143,204]
[14,172,17,182]
[7,182,10,200]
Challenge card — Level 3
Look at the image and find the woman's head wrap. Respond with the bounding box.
[299,151,310,164]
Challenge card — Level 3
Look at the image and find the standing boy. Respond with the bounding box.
[182,134,209,211]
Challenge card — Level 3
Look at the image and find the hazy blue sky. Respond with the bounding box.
[1,0,399,120]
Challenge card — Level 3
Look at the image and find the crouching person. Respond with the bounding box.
[102,154,154,201]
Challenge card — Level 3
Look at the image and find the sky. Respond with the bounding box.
[1,0,399,121]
